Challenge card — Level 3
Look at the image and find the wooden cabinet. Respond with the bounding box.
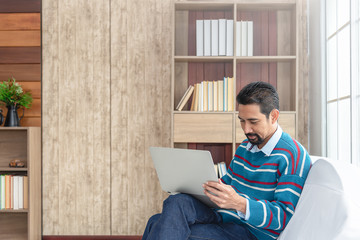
[172,1,306,162]
[0,127,41,240]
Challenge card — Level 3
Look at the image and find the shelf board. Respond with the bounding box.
[174,56,296,63]
[236,56,296,62]
[175,56,234,62]
[235,2,295,11]
[173,111,235,114]
[175,2,234,11]
[0,209,29,213]
[0,167,28,172]
[0,127,30,131]
[174,1,295,11]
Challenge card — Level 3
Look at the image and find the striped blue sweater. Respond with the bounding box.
[217,132,311,240]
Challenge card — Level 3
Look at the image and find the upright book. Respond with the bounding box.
[226,20,233,56]
[176,85,194,111]
[196,20,204,56]
[211,19,219,56]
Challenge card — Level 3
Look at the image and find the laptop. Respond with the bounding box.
[149,147,220,208]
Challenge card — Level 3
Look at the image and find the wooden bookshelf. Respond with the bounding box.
[172,1,306,161]
[0,127,41,240]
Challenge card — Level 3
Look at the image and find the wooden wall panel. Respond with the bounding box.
[43,0,172,235]
[0,0,41,13]
[0,64,41,81]
[0,31,41,46]
[43,0,173,236]
[0,13,40,30]
[0,47,41,63]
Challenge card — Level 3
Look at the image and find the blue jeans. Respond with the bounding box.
[142,194,257,240]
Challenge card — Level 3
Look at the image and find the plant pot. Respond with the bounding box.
[4,105,24,127]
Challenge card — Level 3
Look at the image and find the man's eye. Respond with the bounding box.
[250,121,258,124]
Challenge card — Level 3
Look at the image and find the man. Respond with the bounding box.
[142,81,312,240]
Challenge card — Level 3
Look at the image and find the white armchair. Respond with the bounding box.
[278,157,360,240]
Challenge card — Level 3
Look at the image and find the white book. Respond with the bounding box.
[204,20,211,56]
[218,81,224,111]
[211,20,219,56]
[213,81,218,111]
[247,21,253,56]
[196,20,204,56]
[208,81,213,111]
[236,21,242,57]
[13,176,19,210]
[223,77,228,111]
[18,176,23,209]
[226,20,233,56]
[1,175,5,209]
[241,21,248,56]
[200,81,204,111]
[218,19,226,56]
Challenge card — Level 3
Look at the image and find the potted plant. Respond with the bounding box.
[0,77,33,127]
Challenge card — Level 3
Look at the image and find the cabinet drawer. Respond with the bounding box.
[174,113,233,143]
[236,112,296,143]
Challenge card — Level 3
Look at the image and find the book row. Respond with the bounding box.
[0,175,28,210]
[176,77,235,112]
[214,162,227,179]
[196,19,254,57]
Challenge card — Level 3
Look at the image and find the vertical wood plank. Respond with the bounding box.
[297,0,309,148]
[42,0,59,235]
[127,0,147,233]
[75,0,95,234]
[92,0,111,235]
[144,0,165,229]
[58,0,77,234]
[110,0,129,235]
[161,0,173,211]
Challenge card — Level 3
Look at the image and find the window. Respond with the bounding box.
[325,0,360,165]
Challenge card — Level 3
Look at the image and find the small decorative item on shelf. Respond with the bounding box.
[9,159,25,168]
[0,77,33,127]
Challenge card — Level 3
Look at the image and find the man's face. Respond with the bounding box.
[238,104,277,149]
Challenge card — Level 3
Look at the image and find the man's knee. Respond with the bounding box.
[148,213,161,224]
[164,194,195,209]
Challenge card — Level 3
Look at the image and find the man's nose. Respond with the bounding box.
[243,123,253,134]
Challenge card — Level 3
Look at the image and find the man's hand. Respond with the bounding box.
[203,179,246,213]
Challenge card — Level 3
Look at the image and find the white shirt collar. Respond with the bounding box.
[246,125,283,156]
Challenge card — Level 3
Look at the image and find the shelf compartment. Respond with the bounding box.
[0,129,27,168]
[236,3,296,56]
[174,113,233,143]
[0,213,27,240]
[235,111,296,143]
[236,60,296,111]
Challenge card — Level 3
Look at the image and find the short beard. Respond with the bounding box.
[246,133,264,146]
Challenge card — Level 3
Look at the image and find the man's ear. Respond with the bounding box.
[270,109,280,124]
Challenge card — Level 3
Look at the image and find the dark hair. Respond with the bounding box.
[236,81,279,118]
